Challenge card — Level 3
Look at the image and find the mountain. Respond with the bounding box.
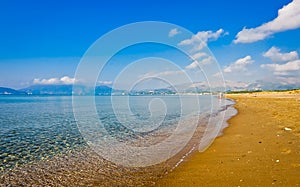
[246,80,300,91]
[225,80,300,91]
[1,81,299,96]
[0,87,26,95]
[20,85,73,95]
[20,85,113,95]
[95,86,113,95]
[168,80,300,92]
[169,82,217,92]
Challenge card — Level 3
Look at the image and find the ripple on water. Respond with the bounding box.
[0,96,235,185]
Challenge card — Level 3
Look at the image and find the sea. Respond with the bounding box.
[0,95,235,186]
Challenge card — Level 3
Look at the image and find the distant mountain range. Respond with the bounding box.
[0,87,27,95]
[172,80,300,92]
[0,85,113,95]
[223,80,299,91]
[0,81,299,96]
[20,85,74,95]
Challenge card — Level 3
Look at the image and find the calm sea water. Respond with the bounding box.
[0,95,231,172]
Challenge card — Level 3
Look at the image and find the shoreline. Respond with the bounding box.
[0,96,235,186]
[156,91,300,186]
[1,92,299,186]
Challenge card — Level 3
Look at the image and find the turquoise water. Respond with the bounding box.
[0,95,230,172]
[0,96,85,171]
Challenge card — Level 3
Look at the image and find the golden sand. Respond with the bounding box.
[156,91,300,186]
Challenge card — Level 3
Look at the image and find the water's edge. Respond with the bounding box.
[166,98,238,174]
[0,97,238,186]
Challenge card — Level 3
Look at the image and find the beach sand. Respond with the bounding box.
[156,91,300,186]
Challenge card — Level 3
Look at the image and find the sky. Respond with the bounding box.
[0,0,299,89]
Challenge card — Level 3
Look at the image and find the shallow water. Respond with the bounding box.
[0,95,234,186]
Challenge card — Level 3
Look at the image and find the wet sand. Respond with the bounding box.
[156,91,300,186]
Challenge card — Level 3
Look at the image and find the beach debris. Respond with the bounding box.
[276,160,280,163]
[247,151,252,154]
[284,127,292,131]
[272,179,277,185]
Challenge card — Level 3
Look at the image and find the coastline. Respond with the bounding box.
[0,96,233,186]
[1,92,299,186]
[156,91,300,186]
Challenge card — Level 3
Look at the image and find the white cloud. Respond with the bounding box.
[224,56,254,73]
[33,76,76,85]
[185,56,214,70]
[178,29,226,51]
[261,59,300,73]
[98,80,113,85]
[60,76,76,84]
[261,46,300,77]
[168,28,181,37]
[201,56,214,65]
[225,80,251,89]
[185,61,199,70]
[212,72,222,78]
[33,78,58,85]
[191,52,208,60]
[263,46,298,62]
[234,0,300,43]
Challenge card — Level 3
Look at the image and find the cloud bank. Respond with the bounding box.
[263,46,298,62]
[262,47,300,85]
[261,47,300,82]
[261,60,300,75]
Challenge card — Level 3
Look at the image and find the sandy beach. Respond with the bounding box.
[156,91,300,186]
[1,91,299,186]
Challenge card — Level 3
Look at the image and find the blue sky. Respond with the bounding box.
[0,0,299,89]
